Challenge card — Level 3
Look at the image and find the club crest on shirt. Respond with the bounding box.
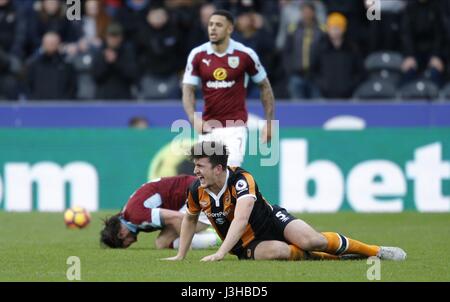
[228,56,239,69]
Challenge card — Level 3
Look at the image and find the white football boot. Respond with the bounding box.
[377,246,407,261]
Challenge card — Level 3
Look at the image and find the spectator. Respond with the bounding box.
[66,0,112,100]
[135,6,183,99]
[104,0,124,17]
[276,0,327,51]
[400,0,447,87]
[26,31,76,100]
[26,0,80,57]
[79,0,111,50]
[165,0,199,60]
[283,2,324,100]
[128,116,149,128]
[0,0,26,100]
[233,9,275,98]
[310,12,364,99]
[114,0,157,44]
[92,23,138,100]
[187,2,216,50]
[322,0,368,55]
[365,0,406,53]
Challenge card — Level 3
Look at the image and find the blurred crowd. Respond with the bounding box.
[1,0,450,102]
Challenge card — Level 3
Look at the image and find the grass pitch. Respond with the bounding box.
[0,212,449,282]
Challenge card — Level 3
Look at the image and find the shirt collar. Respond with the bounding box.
[119,217,138,234]
[205,169,230,203]
[206,39,236,56]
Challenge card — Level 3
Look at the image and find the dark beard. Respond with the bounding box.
[211,38,225,45]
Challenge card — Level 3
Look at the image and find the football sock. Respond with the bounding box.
[173,229,221,249]
[322,232,380,257]
[289,245,339,260]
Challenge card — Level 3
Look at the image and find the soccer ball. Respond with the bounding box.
[64,206,91,229]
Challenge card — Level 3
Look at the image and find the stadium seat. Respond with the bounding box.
[399,80,439,100]
[439,82,450,101]
[139,74,180,100]
[368,69,402,87]
[365,51,403,72]
[353,79,397,100]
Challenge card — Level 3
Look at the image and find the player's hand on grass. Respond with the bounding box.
[200,252,225,262]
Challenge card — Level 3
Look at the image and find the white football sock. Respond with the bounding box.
[173,229,221,249]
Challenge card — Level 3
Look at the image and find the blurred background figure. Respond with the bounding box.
[365,0,406,53]
[233,8,274,98]
[128,116,149,128]
[26,31,76,100]
[283,1,324,100]
[92,22,138,100]
[400,0,447,88]
[310,12,363,99]
[25,0,79,58]
[0,0,25,100]
[187,2,216,50]
[135,5,182,100]
[114,0,155,44]
[67,0,112,100]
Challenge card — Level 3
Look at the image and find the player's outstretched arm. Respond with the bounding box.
[258,78,275,143]
[201,196,255,262]
[161,212,198,261]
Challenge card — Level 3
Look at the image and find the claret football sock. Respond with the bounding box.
[322,232,380,257]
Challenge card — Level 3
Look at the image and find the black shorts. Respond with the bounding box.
[236,205,296,260]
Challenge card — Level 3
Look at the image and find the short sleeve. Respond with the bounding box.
[245,49,267,84]
[186,190,201,215]
[234,172,257,202]
[182,49,201,86]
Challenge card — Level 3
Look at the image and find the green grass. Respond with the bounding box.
[0,212,449,281]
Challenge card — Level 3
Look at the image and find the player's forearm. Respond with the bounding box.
[216,218,247,256]
[259,78,275,121]
[176,214,198,259]
[182,84,197,124]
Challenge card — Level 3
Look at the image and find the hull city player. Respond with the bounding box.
[163,142,407,262]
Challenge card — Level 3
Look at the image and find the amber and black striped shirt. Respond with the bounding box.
[186,167,274,255]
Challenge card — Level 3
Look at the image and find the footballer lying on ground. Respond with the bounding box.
[164,141,407,261]
[100,175,220,249]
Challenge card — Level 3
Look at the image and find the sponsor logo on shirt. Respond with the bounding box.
[213,68,228,80]
[206,80,236,89]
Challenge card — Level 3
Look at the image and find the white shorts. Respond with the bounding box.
[179,204,210,225]
[199,126,247,167]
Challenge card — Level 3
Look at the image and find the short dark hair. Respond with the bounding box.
[190,141,229,170]
[100,214,124,248]
[301,1,316,11]
[211,9,234,25]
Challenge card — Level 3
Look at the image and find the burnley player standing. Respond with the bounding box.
[182,10,275,167]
